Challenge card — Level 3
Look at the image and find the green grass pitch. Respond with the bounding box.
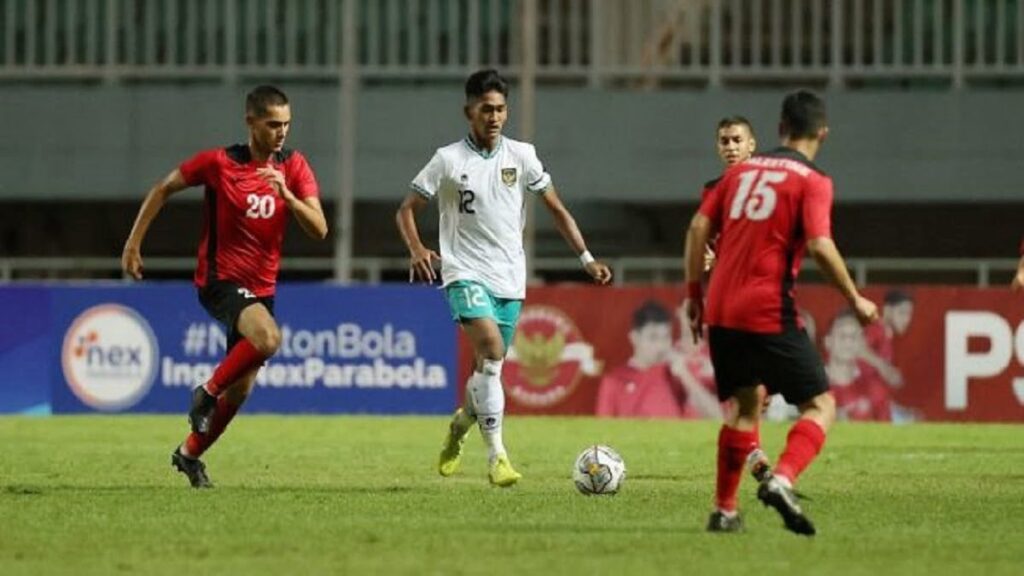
[1,416,1022,575]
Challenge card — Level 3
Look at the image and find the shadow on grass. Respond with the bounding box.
[468,520,705,536]
[2,483,421,496]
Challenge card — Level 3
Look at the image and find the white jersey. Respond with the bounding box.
[411,135,552,299]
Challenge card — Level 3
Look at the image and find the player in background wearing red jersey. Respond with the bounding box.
[684,90,878,535]
[121,86,328,488]
[698,116,758,268]
[685,115,783,428]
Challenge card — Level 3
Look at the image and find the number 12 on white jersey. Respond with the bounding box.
[728,170,787,221]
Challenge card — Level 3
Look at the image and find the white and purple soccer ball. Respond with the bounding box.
[572,445,626,495]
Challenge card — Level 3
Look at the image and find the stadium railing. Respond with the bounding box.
[1,0,1021,86]
[1,255,1017,287]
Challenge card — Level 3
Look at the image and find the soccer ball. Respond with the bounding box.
[572,445,626,495]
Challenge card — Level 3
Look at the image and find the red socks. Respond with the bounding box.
[775,419,826,485]
[203,339,267,396]
[184,396,241,458]
[715,426,760,512]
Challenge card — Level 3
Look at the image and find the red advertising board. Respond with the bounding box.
[457,285,1024,422]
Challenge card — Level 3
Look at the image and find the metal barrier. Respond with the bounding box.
[1,255,1017,286]
[1,0,1022,85]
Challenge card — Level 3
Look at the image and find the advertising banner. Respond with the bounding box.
[0,286,52,414]
[5,283,1024,421]
[2,283,456,414]
[457,285,1024,423]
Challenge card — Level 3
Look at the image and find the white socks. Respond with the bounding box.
[468,358,507,463]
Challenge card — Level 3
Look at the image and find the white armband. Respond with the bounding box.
[579,250,596,266]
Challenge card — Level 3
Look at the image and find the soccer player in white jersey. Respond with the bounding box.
[396,69,613,487]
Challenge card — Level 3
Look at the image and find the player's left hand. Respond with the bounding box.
[1012,269,1024,291]
[684,298,704,344]
[257,165,293,200]
[121,243,144,281]
[585,261,613,285]
[703,245,716,272]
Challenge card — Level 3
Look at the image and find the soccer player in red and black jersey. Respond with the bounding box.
[699,116,758,270]
[121,86,328,488]
[684,90,879,535]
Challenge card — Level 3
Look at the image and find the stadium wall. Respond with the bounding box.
[2,85,1021,202]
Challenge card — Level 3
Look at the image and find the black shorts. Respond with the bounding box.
[707,326,828,406]
[198,280,275,351]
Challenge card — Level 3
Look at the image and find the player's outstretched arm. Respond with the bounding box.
[395,192,440,283]
[807,236,879,325]
[683,213,713,343]
[121,169,190,281]
[539,186,612,285]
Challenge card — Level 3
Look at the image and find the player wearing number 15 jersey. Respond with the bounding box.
[684,90,879,535]
[396,69,612,487]
[121,86,328,488]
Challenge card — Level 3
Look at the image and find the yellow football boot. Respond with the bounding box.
[438,408,473,477]
[488,454,523,487]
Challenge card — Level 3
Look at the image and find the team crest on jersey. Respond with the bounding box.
[501,168,517,186]
[504,305,602,408]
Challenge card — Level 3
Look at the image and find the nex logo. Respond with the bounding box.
[945,312,1024,410]
[75,335,144,368]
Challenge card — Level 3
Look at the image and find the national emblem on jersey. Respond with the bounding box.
[409,136,553,299]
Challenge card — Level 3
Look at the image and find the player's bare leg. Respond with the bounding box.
[190,304,279,434]
[758,391,835,536]
[175,369,258,488]
[708,386,762,533]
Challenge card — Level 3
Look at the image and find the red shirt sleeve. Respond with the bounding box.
[286,153,319,200]
[178,149,220,187]
[698,176,727,228]
[699,181,715,203]
[803,174,834,239]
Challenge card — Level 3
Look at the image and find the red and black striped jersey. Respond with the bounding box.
[699,147,833,333]
[179,144,319,297]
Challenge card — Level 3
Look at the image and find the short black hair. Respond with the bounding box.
[631,300,671,330]
[246,85,289,118]
[780,89,827,140]
[884,289,913,306]
[717,115,755,137]
[465,69,509,102]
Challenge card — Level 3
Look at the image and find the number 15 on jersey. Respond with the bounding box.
[729,170,787,222]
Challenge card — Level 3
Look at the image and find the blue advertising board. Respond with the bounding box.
[0,286,52,414]
[1,283,457,415]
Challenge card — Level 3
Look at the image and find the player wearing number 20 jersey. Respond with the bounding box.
[700,148,833,334]
[122,86,328,489]
[181,144,319,298]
